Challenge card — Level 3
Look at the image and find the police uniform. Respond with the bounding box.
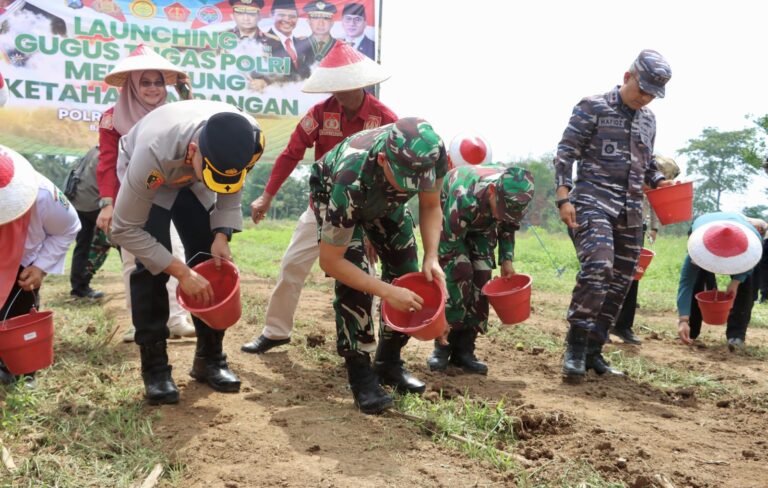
[300,1,338,63]
[111,100,258,346]
[255,93,397,343]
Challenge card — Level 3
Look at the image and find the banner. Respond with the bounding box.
[0,0,379,158]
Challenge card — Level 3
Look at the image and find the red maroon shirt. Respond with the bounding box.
[96,107,121,201]
[264,92,398,196]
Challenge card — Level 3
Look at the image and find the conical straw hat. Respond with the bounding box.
[688,220,762,275]
[105,44,186,87]
[0,144,38,225]
[302,42,390,93]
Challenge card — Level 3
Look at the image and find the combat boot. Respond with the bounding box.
[426,336,453,371]
[139,340,179,405]
[449,328,488,375]
[562,326,588,382]
[374,335,426,394]
[189,328,241,393]
[346,353,394,414]
[585,339,624,376]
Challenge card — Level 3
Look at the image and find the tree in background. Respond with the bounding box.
[678,127,760,215]
[743,204,768,220]
[241,162,309,220]
[519,155,560,232]
[24,153,72,189]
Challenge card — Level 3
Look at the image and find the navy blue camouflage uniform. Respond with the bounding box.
[555,86,666,342]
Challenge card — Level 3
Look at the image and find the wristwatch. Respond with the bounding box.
[98,197,113,209]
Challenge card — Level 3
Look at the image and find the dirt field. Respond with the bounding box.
[97,274,768,488]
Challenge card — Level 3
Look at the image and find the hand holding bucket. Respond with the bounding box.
[177,257,241,330]
[381,272,447,341]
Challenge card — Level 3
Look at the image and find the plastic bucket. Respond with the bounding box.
[645,181,694,225]
[633,248,656,280]
[481,274,533,325]
[695,290,734,326]
[0,309,54,375]
[381,272,447,341]
[177,259,241,330]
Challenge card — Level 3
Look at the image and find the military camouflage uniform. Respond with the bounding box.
[555,86,666,340]
[440,166,534,333]
[309,121,448,356]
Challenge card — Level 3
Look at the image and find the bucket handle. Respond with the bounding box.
[184,251,233,266]
[1,287,39,327]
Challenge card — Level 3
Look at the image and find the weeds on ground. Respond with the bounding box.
[526,458,627,488]
[604,349,729,398]
[0,282,175,487]
[395,392,521,472]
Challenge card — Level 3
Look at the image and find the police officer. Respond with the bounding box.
[309,117,447,414]
[229,0,268,44]
[301,0,338,64]
[554,50,673,382]
[110,100,264,405]
[428,165,534,375]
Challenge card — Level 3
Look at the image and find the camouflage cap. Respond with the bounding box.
[654,155,680,180]
[632,49,671,98]
[384,117,442,191]
[495,167,534,222]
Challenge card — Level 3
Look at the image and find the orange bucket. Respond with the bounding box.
[381,272,447,341]
[645,181,694,225]
[0,309,54,375]
[633,248,656,280]
[177,259,241,330]
[695,290,734,326]
[481,274,533,325]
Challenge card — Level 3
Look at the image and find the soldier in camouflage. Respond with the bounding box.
[554,49,674,382]
[428,165,534,375]
[309,117,448,414]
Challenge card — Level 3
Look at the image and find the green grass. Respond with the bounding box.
[0,289,175,487]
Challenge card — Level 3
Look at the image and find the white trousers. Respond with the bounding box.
[121,222,190,328]
[262,208,376,339]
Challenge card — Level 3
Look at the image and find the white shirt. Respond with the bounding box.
[22,175,81,274]
[346,34,364,50]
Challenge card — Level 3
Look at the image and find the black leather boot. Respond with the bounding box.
[139,340,179,405]
[562,326,588,382]
[241,334,290,354]
[426,337,452,371]
[374,334,426,394]
[449,329,488,375]
[585,339,624,376]
[346,353,394,414]
[610,327,642,345]
[189,328,241,393]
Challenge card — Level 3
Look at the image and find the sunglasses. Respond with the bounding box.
[139,80,165,88]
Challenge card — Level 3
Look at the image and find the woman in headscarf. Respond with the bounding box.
[0,145,80,386]
[94,45,196,342]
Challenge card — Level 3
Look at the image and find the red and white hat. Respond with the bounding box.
[448,133,492,167]
[301,42,390,93]
[688,220,762,275]
[0,144,38,225]
[104,44,187,87]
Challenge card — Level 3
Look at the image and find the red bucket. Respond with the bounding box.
[381,272,447,341]
[481,274,533,325]
[695,290,734,326]
[633,248,656,280]
[177,259,241,330]
[645,181,694,225]
[0,309,54,375]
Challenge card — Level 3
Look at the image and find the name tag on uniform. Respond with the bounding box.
[598,116,625,128]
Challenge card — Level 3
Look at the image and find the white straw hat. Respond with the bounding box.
[301,42,390,93]
[104,44,187,87]
[0,144,38,225]
[688,220,762,275]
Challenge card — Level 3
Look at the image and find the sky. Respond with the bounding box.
[377,0,768,211]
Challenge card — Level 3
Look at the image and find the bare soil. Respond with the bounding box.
[97,275,768,488]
